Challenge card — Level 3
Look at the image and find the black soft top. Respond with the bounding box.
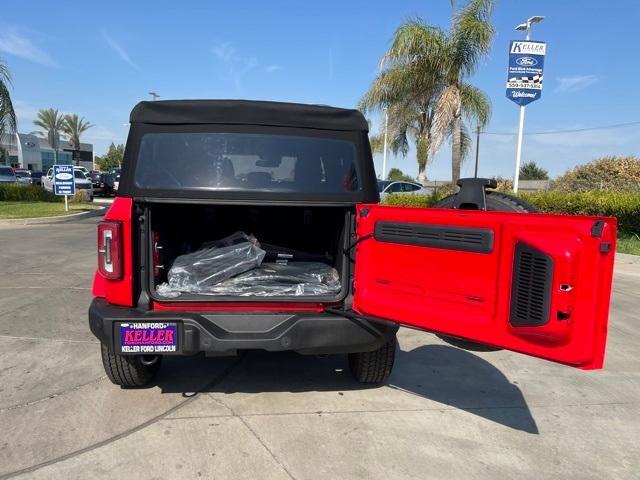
[130,99,369,132]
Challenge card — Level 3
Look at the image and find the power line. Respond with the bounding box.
[483,120,640,136]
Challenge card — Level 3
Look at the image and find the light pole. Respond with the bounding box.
[513,15,544,193]
[474,125,480,178]
[382,109,388,181]
[148,91,160,101]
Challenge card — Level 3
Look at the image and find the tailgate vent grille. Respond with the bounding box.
[509,243,553,327]
[374,222,493,253]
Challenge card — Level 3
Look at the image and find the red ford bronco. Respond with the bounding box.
[89,100,616,387]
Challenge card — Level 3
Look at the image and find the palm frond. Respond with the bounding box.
[451,0,495,76]
[460,82,491,128]
[368,134,385,154]
[458,121,472,162]
[384,19,447,68]
[429,85,460,157]
[63,114,93,150]
[0,59,16,136]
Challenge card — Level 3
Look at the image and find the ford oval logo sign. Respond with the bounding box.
[516,56,537,67]
[55,172,73,181]
[24,141,36,148]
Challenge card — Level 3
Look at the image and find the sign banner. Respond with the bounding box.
[506,40,546,106]
[53,164,75,196]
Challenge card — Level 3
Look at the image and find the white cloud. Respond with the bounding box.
[211,42,259,90]
[555,75,598,92]
[102,32,139,70]
[12,100,40,129]
[265,64,281,73]
[0,28,57,67]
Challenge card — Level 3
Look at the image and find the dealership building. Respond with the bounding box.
[0,133,94,172]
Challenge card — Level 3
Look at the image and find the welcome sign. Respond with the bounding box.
[506,40,546,106]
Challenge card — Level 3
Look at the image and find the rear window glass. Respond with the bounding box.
[134,132,359,193]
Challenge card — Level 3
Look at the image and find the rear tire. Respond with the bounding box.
[349,336,396,384]
[432,189,538,352]
[434,190,538,213]
[101,344,161,387]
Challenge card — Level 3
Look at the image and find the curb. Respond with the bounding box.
[0,207,106,226]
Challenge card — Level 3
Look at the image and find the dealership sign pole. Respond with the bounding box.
[507,19,546,192]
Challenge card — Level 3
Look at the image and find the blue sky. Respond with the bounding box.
[1,0,639,180]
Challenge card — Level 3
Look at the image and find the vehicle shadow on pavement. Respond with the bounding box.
[154,344,537,434]
[391,345,538,434]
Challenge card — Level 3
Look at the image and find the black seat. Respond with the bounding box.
[246,171,273,188]
[294,155,323,190]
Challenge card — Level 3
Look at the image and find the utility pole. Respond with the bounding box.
[148,91,160,101]
[474,125,480,178]
[382,109,388,181]
[512,15,544,193]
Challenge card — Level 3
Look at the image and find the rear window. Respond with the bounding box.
[134,132,359,193]
[0,167,14,175]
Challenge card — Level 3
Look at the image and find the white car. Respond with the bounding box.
[43,167,94,200]
[378,180,432,198]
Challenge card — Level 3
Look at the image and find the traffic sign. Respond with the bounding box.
[53,165,76,196]
[506,40,546,106]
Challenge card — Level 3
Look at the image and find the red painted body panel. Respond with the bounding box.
[94,197,134,307]
[353,204,616,369]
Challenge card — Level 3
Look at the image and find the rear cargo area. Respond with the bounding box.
[147,204,352,301]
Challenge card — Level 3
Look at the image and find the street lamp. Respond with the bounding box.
[512,15,544,193]
[515,16,544,40]
[148,91,160,101]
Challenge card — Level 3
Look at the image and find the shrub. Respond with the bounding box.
[69,190,91,203]
[0,184,60,202]
[382,193,438,207]
[553,156,640,193]
[381,190,640,236]
[519,161,549,180]
[521,191,640,235]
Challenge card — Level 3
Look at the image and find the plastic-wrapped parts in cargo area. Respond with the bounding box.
[156,232,341,298]
[157,232,266,296]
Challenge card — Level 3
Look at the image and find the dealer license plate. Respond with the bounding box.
[118,322,178,354]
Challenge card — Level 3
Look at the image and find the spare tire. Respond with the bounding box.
[432,189,537,352]
[434,190,538,213]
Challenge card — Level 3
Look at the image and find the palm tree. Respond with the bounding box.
[431,0,494,183]
[0,58,17,140]
[34,108,65,165]
[359,21,447,182]
[63,114,93,165]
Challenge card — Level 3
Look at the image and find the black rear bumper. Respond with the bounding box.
[88,298,398,356]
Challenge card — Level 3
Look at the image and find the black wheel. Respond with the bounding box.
[432,189,537,352]
[101,344,162,387]
[434,190,538,213]
[349,336,397,384]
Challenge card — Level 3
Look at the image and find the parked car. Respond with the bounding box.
[75,166,89,175]
[30,171,44,187]
[378,180,431,198]
[90,99,616,389]
[92,173,116,196]
[0,165,17,184]
[14,169,33,185]
[42,166,94,200]
[113,174,120,193]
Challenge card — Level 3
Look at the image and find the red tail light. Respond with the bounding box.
[98,221,123,280]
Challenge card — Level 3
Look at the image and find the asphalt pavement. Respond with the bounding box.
[0,215,638,479]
